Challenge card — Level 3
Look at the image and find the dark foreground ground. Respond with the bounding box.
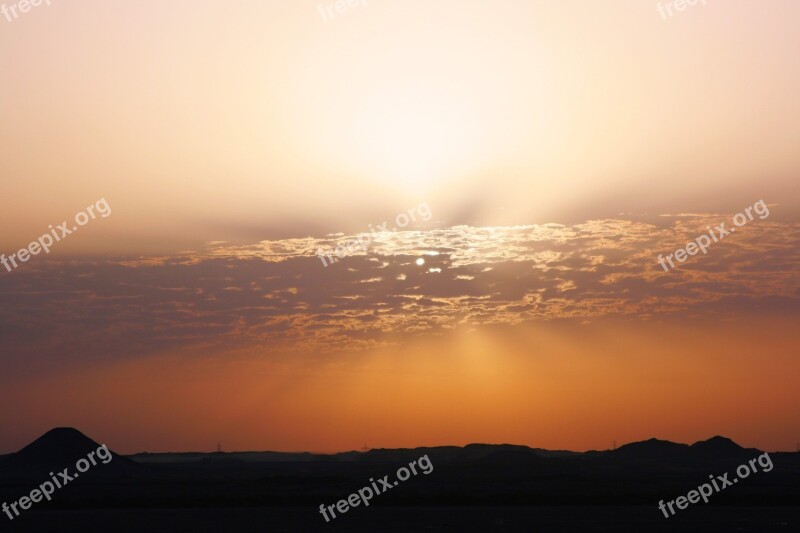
[2,429,799,532]
[6,506,800,532]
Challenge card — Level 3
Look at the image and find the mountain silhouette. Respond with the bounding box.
[602,435,765,468]
[692,435,744,452]
[17,427,104,464]
[690,435,761,459]
[0,427,138,479]
[607,437,690,462]
[0,430,796,532]
[475,448,544,466]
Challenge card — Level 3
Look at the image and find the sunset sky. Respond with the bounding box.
[1,0,798,454]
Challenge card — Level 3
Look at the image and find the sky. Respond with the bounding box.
[1,0,798,454]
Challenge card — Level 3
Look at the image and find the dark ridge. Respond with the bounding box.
[604,438,691,463]
[691,435,744,451]
[476,448,544,465]
[690,435,762,459]
[1,427,139,480]
[16,427,103,464]
[610,437,689,455]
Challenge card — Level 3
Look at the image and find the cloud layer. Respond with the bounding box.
[2,215,798,370]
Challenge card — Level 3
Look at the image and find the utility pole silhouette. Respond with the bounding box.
[217,441,222,453]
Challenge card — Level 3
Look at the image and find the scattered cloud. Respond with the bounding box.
[2,216,798,369]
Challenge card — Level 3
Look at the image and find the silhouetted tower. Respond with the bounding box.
[217,441,222,453]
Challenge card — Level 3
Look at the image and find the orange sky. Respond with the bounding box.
[1,1,798,454]
[2,316,798,454]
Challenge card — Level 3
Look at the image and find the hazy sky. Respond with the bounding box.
[1,1,798,454]
[2,0,799,252]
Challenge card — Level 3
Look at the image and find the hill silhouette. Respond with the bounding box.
[606,437,690,463]
[3,429,773,470]
[601,435,767,467]
[17,427,104,464]
[690,435,760,457]
[0,429,798,532]
[0,427,138,479]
